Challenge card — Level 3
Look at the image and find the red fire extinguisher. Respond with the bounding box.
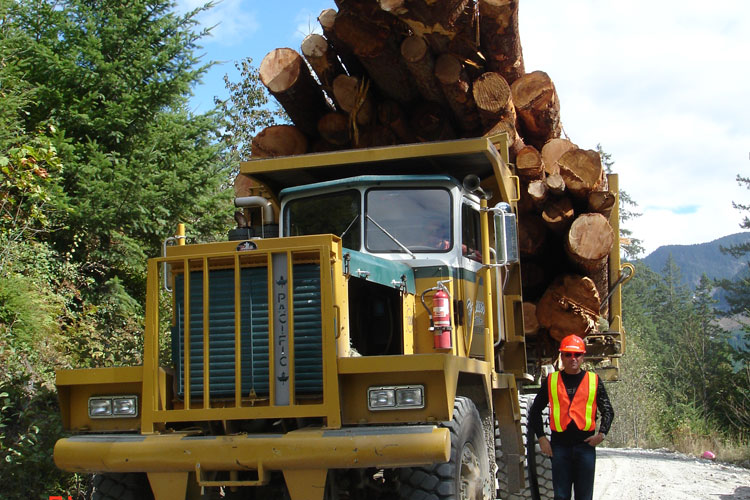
[432,287,452,349]
[420,280,452,349]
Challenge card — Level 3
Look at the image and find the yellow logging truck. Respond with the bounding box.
[53,135,626,500]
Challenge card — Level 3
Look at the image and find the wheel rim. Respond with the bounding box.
[460,443,484,500]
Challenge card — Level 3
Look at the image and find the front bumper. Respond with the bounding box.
[54,425,450,474]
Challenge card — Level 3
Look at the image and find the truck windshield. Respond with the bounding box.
[366,188,452,253]
[284,190,361,249]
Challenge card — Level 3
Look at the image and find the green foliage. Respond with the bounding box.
[612,259,750,456]
[214,57,284,163]
[10,0,234,300]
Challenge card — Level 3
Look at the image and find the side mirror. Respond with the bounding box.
[493,203,519,265]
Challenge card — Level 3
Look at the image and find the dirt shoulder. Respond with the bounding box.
[593,447,750,500]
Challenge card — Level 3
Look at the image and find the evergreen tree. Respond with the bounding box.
[9,0,233,299]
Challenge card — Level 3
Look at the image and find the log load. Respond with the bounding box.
[333,74,375,126]
[536,275,601,342]
[333,7,417,104]
[259,48,330,137]
[317,112,351,146]
[379,100,416,143]
[472,71,516,131]
[318,9,365,77]
[478,0,525,84]
[250,125,308,158]
[301,34,347,98]
[515,145,545,181]
[558,148,604,198]
[510,71,561,150]
[541,138,577,175]
[381,0,482,67]
[434,53,481,134]
[400,35,447,105]
[566,212,614,300]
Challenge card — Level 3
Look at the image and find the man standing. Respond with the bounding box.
[529,334,614,500]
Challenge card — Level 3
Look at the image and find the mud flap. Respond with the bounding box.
[283,469,327,500]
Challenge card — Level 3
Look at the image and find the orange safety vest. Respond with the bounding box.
[548,371,598,432]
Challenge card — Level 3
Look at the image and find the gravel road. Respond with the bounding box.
[593,447,750,500]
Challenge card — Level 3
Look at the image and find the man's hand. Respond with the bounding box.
[584,432,605,447]
[539,436,553,457]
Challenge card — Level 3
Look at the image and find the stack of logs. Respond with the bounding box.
[249,0,617,343]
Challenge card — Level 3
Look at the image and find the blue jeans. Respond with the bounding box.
[550,442,596,500]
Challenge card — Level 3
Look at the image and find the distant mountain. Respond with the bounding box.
[640,232,750,289]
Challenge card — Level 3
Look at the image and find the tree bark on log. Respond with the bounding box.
[434,53,481,134]
[411,101,457,142]
[251,125,309,158]
[301,34,347,98]
[381,0,481,68]
[565,213,614,273]
[478,0,525,84]
[558,148,604,198]
[472,71,516,130]
[259,48,329,137]
[588,190,616,218]
[400,35,447,105]
[516,145,545,181]
[355,124,398,148]
[318,9,365,77]
[541,138,577,176]
[484,120,524,162]
[317,112,351,146]
[542,196,575,235]
[378,100,416,143]
[510,71,561,150]
[334,8,416,104]
[332,74,375,126]
[517,214,547,256]
[536,275,600,341]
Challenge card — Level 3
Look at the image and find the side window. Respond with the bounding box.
[462,204,482,263]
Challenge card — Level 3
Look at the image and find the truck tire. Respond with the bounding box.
[397,396,493,500]
[91,473,154,500]
[496,394,553,500]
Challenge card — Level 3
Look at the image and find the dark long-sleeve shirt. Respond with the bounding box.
[529,370,614,446]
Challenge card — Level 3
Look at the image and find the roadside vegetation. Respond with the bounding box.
[0,1,747,498]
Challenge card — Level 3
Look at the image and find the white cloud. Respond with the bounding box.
[520,0,750,255]
[177,0,259,46]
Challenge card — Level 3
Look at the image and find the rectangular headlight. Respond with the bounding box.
[88,398,112,418]
[88,395,138,418]
[368,385,424,411]
[396,387,424,408]
[368,388,396,409]
[112,396,138,416]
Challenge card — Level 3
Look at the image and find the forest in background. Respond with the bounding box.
[0,0,748,497]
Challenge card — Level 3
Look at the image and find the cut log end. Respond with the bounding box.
[260,48,303,93]
[566,213,614,265]
[537,274,601,341]
[251,125,309,158]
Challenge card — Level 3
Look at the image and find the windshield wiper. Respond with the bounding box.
[366,215,415,259]
[339,214,359,242]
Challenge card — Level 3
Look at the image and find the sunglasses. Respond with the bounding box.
[562,352,584,358]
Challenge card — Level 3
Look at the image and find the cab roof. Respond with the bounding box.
[239,135,516,203]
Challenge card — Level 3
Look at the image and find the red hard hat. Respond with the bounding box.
[559,334,586,353]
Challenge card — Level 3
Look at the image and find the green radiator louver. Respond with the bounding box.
[171,264,323,398]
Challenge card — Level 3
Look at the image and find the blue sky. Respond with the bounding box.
[178,0,750,257]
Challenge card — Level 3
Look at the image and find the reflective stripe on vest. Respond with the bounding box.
[548,371,598,432]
